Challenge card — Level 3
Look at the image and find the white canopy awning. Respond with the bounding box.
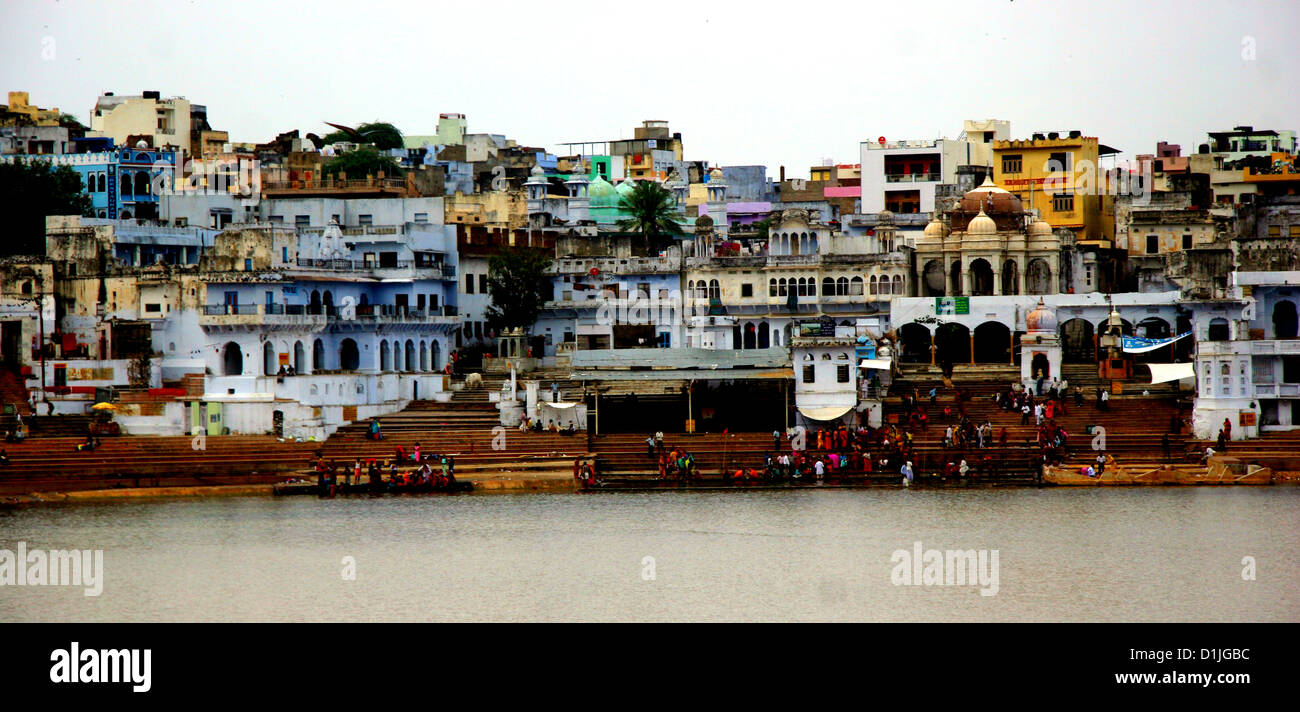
[858,358,892,370]
[542,401,579,409]
[1148,362,1195,385]
[797,404,855,421]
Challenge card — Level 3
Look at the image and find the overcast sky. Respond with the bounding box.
[4,0,1297,176]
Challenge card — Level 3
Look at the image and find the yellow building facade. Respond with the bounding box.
[992,135,1114,246]
[3,91,62,126]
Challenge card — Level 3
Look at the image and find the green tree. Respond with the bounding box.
[320,129,352,145]
[616,180,685,252]
[319,121,404,149]
[322,147,403,179]
[485,248,553,332]
[58,114,87,132]
[356,122,404,150]
[0,158,91,256]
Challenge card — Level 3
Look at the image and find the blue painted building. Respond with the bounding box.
[0,144,179,219]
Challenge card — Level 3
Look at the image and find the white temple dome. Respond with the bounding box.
[967,209,997,236]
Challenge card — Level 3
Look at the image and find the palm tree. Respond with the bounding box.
[616,181,685,253]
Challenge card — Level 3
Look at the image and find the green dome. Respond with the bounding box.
[587,176,618,207]
[615,179,638,197]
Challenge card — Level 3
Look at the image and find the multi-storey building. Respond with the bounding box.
[682,208,907,351]
[1,145,180,220]
[859,119,1009,215]
[992,130,1120,246]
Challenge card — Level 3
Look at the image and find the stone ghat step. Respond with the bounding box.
[0,472,290,496]
[8,415,100,438]
[0,436,317,479]
[403,400,500,410]
[592,473,1038,488]
[2,457,310,480]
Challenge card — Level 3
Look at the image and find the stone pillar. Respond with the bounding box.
[969,333,975,365]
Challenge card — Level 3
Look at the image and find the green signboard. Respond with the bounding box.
[936,297,969,315]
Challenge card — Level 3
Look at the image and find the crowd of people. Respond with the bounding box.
[518,415,578,434]
[311,453,457,495]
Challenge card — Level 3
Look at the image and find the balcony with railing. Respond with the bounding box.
[884,173,939,183]
[198,303,327,328]
[334,304,460,324]
[291,256,455,279]
[261,177,408,195]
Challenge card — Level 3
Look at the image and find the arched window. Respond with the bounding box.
[135,171,150,196]
[837,352,849,360]
[758,321,770,348]
[769,278,777,297]
[708,279,720,300]
[808,277,816,296]
[850,276,864,296]
[822,277,834,296]
[339,338,359,370]
[380,341,391,371]
[294,341,305,373]
[869,275,878,295]
[893,275,904,295]
[1208,318,1230,342]
[312,338,325,370]
[222,342,242,376]
[797,277,806,297]
[122,175,132,196]
[263,342,277,376]
[687,280,694,298]
[778,278,787,297]
[836,277,848,296]
[97,173,106,192]
[419,341,428,371]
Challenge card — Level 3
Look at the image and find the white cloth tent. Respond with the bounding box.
[796,404,855,421]
[1147,362,1195,385]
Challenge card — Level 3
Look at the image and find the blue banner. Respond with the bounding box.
[1122,331,1192,354]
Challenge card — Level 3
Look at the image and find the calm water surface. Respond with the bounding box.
[2,488,1297,622]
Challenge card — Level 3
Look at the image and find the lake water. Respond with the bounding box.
[2,487,1298,622]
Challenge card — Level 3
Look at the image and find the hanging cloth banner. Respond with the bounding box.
[1122,331,1192,354]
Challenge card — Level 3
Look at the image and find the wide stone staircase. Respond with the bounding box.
[0,434,318,495]
[318,393,589,474]
[887,364,1195,480]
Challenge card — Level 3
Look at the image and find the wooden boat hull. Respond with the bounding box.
[1044,461,1273,486]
